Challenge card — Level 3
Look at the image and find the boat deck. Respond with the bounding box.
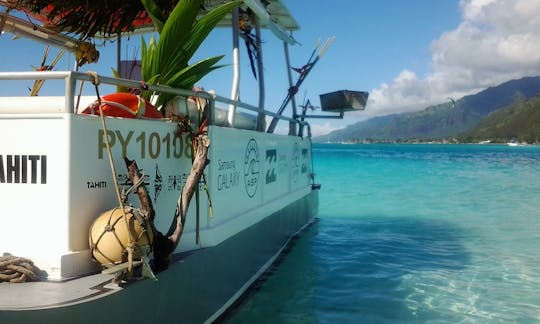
[0,272,117,310]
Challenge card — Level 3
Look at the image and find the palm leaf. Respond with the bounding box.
[141,35,160,82]
[168,56,225,86]
[153,0,200,77]
[176,64,225,89]
[155,55,225,107]
[111,68,129,92]
[182,1,242,63]
[140,0,241,106]
[140,0,166,32]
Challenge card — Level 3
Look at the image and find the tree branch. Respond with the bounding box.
[123,157,173,271]
[124,157,155,223]
[122,132,209,272]
[167,134,210,245]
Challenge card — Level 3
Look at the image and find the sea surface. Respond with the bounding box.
[227,144,540,323]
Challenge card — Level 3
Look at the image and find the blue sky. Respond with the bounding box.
[2,0,540,136]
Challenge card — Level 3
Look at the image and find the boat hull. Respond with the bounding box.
[0,108,316,279]
[0,189,318,323]
[1,83,319,322]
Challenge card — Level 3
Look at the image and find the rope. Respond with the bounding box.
[86,100,137,116]
[122,171,146,199]
[87,71,136,273]
[0,255,41,283]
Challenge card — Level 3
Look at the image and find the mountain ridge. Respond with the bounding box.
[314,75,540,143]
[459,95,540,143]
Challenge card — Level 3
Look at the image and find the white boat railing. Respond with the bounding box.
[0,70,311,137]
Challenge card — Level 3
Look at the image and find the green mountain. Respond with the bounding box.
[459,96,540,143]
[314,76,540,143]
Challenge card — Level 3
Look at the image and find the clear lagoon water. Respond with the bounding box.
[228,144,540,323]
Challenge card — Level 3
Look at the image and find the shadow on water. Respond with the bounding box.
[313,216,471,323]
[227,216,471,323]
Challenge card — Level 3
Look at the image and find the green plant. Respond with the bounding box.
[140,0,241,108]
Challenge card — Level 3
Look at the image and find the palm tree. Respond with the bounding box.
[140,0,241,108]
[138,0,241,269]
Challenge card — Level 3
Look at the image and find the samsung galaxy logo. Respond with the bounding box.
[244,139,260,198]
[0,155,47,184]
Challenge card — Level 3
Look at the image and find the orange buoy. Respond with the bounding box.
[89,207,153,267]
[81,93,162,119]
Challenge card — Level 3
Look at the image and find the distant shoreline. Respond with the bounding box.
[314,141,540,146]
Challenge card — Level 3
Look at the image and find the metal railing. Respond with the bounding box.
[0,70,311,137]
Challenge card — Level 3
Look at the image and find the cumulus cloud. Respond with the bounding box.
[311,122,343,137]
[366,0,540,118]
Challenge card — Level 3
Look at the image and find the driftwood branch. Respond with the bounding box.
[122,132,209,272]
[124,157,154,223]
[123,157,173,271]
[167,134,210,245]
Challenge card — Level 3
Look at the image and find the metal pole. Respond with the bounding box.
[227,8,240,127]
[64,72,76,114]
[255,24,265,131]
[283,41,297,135]
[117,32,122,78]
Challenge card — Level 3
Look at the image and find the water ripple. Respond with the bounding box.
[228,145,540,323]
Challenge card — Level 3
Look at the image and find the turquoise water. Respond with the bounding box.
[228,144,540,323]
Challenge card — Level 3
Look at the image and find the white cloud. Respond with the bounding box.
[364,0,540,119]
[368,70,434,116]
[310,122,342,137]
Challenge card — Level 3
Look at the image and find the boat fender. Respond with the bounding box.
[89,207,154,268]
[81,92,162,119]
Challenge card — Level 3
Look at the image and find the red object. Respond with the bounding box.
[81,93,162,119]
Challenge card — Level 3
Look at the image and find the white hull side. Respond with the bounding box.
[1,109,319,322]
[1,111,314,280]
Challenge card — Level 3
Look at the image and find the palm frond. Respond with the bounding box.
[183,1,242,62]
[154,0,201,75]
[155,55,225,107]
[140,0,241,106]
[7,0,178,39]
[140,0,166,32]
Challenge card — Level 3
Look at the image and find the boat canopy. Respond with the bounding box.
[0,0,299,42]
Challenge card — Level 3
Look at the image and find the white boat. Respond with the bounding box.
[0,1,366,322]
